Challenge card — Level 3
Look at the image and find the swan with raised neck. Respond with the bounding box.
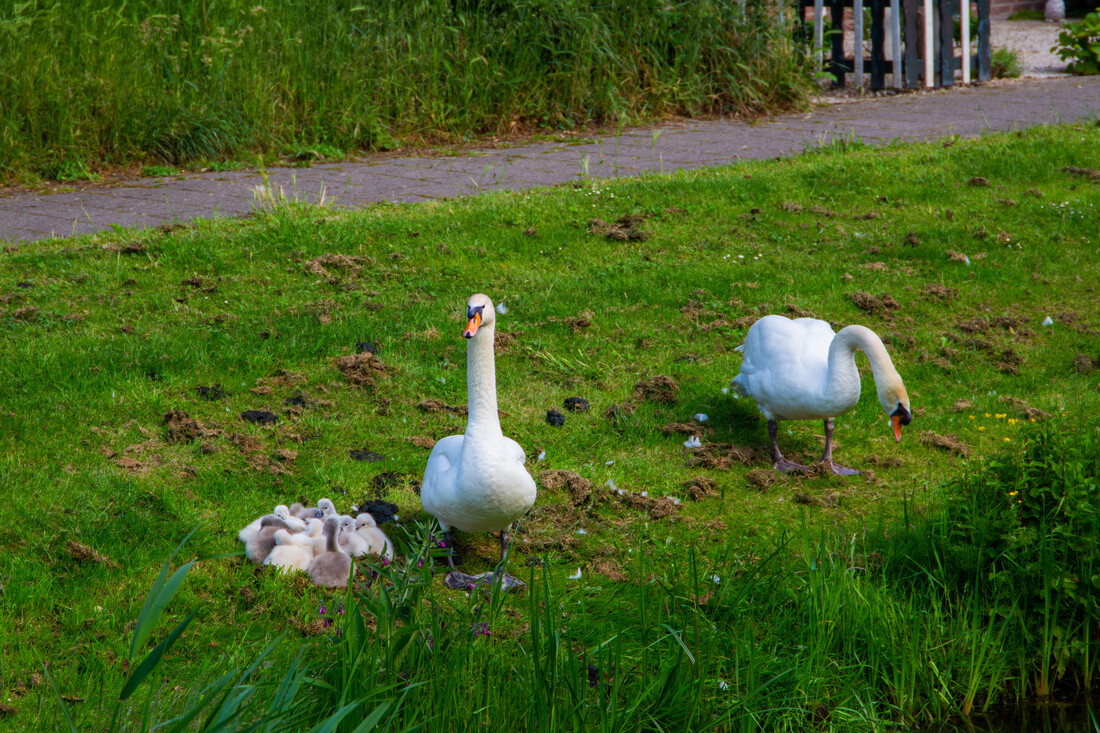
[731,315,912,475]
[420,293,537,573]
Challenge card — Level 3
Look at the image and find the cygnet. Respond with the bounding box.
[308,517,351,588]
[264,529,315,573]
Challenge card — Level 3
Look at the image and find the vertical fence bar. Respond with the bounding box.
[892,0,903,88]
[815,0,825,73]
[923,0,934,87]
[961,0,971,83]
[872,0,886,89]
[831,0,847,85]
[854,0,864,87]
[939,0,954,86]
[904,0,920,88]
[977,0,991,81]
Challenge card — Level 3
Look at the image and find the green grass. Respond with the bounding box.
[0,0,810,184]
[2,123,1099,730]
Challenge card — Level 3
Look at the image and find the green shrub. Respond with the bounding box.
[1053,10,1100,75]
[991,47,1023,78]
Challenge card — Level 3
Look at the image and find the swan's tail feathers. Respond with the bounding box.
[729,374,750,397]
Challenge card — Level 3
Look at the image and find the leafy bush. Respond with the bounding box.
[991,47,1023,78]
[894,420,1100,694]
[1053,10,1100,75]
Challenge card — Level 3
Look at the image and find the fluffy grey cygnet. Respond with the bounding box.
[308,517,351,588]
[245,515,291,564]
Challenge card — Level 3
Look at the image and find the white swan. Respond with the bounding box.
[264,529,315,573]
[420,293,537,569]
[730,315,911,475]
[355,513,395,562]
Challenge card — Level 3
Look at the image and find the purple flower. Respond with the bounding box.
[319,604,326,615]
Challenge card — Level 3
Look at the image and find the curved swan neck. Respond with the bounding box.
[829,325,906,412]
[466,323,502,435]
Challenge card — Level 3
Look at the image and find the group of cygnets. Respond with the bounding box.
[238,499,393,588]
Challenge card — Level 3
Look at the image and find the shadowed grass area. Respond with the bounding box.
[0,0,810,183]
[0,124,1098,730]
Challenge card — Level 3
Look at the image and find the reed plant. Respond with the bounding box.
[0,0,811,182]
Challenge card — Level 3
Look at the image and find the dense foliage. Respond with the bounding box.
[0,0,811,181]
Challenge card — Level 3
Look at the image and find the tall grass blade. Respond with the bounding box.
[119,606,201,700]
[129,528,198,660]
[41,663,80,733]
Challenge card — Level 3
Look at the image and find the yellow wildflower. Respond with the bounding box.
[979,426,986,431]
[1004,438,1011,442]
[1008,418,1018,426]
[995,413,1006,419]
[985,412,991,417]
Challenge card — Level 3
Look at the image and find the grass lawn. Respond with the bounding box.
[1,123,1098,731]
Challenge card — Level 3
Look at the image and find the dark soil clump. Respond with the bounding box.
[241,410,278,425]
[850,291,900,315]
[195,385,228,400]
[356,341,377,354]
[354,499,400,524]
[564,397,590,413]
[350,449,386,462]
[546,409,565,427]
[686,443,759,470]
[745,469,779,490]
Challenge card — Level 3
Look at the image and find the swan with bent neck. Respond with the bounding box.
[730,315,912,475]
[420,293,537,571]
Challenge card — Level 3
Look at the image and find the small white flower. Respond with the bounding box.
[684,435,702,449]
[1042,316,1054,326]
[568,568,582,580]
[496,302,508,314]
[537,450,546,461]
[693,413,709,422]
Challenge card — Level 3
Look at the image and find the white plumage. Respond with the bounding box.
[731,315,911,474]
[264,529,315,573]
[420,293,537,565]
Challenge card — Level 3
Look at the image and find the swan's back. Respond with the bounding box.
[732,316,839,421]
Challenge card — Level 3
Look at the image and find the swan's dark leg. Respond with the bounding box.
[441,529,456,567]
[820,418,860,476]
[769,419,809,473]
[499,524,514,564]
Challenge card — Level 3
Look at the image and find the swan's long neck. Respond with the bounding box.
[466,323,502,437]
[828,325,906,413]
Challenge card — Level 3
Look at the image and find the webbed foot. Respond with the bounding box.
[773,458,810,474]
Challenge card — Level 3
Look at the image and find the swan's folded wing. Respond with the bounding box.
[503,436,527,465]
[422,435,463,490]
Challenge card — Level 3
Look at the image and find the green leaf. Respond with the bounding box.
[308,701,359,733]
[349,701,393,733]
[129,529,198,660]
[119,606,200,700]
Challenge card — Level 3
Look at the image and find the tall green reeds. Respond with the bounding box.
[0,0,811,181]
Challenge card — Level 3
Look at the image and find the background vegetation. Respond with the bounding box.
[2,124,1098,730]
[0,0,810,183]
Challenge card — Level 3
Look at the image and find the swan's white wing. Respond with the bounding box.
[733,315,837,420]
[421,434,465,526]
[503,436,527,465]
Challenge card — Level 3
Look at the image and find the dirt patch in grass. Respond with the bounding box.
[230,433,263,453]
[64,541,119,567]
[303,253,373,278]
[1000,396,1051,420]
[335,352,391,387]
[603,402,636,424]
[592,559,627,581]
[538,470,595,506]
[1073,354,1098,373]
[745,468,779,490]
[241,410,278,425]
[589,215,648,241]
[548,311,594,332]
[163,410,209,443]
[617,492,679,521]
[850,291,900,315]
[661,422,710,438]
[924,283,958,301]
[793,491,839,507]
[563,397,590,412]
[408,436,436,450]
[686,443,759,470]
[683,476,717,500]
[1062,165,1100,182]
[417,399,468,416]
[918,431,971,456]
[633,375,678,404]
